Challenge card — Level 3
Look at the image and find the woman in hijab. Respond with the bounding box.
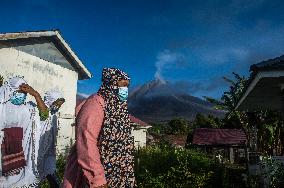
[63,68,136,188]
[0,76,42,187]
[37,89,65,188]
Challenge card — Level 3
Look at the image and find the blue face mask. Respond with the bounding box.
[10,92,27,105]
[118,87,128,102]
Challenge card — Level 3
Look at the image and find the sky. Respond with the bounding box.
[1,0,284,99]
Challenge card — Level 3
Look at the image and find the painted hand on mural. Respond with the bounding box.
[19,83,39,97]
[0,75,4,87]
[19,83,49,120]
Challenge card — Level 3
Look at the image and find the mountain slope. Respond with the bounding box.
[128,79,224,123]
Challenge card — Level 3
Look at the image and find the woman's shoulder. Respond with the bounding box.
[86,94,105,109]
[76,94,105,118]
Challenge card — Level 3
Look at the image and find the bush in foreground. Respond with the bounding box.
[41,144,246,188]
[135,145,224,188]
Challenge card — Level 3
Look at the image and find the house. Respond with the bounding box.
[236,54,284,112]
[165,134,188,148]
[192,128,247,163]
[0,30,91,153]
[235,55,284,179]
[130,115,152,148]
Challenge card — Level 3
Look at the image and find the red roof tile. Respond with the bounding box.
[192,128,247,146]
[130,115,150,127]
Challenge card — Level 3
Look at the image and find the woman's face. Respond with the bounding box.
[117,79,129,87]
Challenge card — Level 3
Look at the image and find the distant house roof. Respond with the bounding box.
[165,134,187,148]
[0,30,91,80]
[130,115,151,129]
[192,128,247,146]
[250,55,284,73]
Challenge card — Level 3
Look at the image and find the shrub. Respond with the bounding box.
[260,156,284,188]
[56,153,67,181]
[168,118,188,134]
[40,141,71,188]
[39,142,247,187]
[221,164,247,188]
[135,145,221,188]
[39,154,67,187]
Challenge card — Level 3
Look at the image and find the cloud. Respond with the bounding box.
[174,76,229,95]
[150,0,284,98]
[151,48,232,98]
[154,50,187,82]
[136,77,229,98]
[199,47,249,65]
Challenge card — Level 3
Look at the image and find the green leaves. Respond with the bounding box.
[192,113,222,129]
[168,118,189,134]
[135,146,218,188]
[204,72,248,113]
[260,156,284,188]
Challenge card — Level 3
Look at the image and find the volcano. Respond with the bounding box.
[128,79,224,123]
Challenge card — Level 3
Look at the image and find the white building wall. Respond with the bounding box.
[131,128,147,148]
[0,47,77,153]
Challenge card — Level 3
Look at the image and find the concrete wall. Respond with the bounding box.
[0,47,78,153]
[131,127,147,148]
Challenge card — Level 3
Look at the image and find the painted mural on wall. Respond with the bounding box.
[0,47,78,153]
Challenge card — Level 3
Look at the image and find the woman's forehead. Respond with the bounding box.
[117,79,130,86]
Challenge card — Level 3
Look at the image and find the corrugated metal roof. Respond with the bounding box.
[192,128,247,146]
[0,30,92,80]
[250,55,284,73]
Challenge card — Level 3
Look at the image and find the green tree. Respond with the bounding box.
[168,118,188,134]
[193,114,221,129]
[186,114,221,147]
[203,72,249,129]
[257,111,284,155]
[149,123,167,135]
[203,72,254,149]
[204,72,247,113]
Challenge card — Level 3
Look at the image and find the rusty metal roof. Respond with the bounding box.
[192,128,247,146]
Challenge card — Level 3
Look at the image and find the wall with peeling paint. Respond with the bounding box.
[0,47,77,153]
[131,127,147,148]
